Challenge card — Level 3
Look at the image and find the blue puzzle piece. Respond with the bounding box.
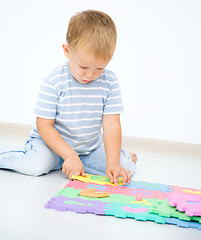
[127,181,172,193]
[165,217,201,230]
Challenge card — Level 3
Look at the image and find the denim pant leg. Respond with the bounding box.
[0,138,63,176]
[80,144,136,177]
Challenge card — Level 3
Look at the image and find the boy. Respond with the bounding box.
[0,10,137,185]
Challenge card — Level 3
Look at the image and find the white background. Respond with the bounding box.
[0,0,200,144]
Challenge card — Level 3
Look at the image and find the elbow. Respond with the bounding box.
[36,117,55,134]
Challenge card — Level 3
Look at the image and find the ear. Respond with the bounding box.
[62,43,70,59]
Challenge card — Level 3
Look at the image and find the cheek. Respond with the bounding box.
[77,69,85,77]
[96,70,104,78]
[72,66,84,78]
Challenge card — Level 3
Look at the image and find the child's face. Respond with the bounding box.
[62,44,110,84]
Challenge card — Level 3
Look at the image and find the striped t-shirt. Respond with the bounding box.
[30,61,124,155]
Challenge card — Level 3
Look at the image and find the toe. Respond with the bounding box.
[129,152,138,163]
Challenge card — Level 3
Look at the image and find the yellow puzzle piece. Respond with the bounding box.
[72,174,124,186]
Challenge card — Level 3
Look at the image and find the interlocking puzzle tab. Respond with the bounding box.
[44,174,201,230]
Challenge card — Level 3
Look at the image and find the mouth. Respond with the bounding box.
[82,80,91,83]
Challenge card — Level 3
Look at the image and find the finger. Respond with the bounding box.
[72,170,81,179]
[113,172,119,186]
[121,170,128,186]
[81,169,87,177]
[127,170,131,183]
[62,167,65,174]
[68,172,73,180]
[106,170,114,184]
[69,169,78,180]
[62,167,69,179]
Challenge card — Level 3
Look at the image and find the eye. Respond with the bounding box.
[97,68,104,70]
[80,66,88,69]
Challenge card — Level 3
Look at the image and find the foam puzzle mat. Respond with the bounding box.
[44,174,201,230]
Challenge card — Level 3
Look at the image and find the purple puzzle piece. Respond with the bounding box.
[167,193,201,217]
[45,195,107,215]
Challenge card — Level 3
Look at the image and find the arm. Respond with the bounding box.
[103,114,131,185]
[36,117,86,179]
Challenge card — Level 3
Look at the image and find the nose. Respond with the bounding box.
[86,70,96,80]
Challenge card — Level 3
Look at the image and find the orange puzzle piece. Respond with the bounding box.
[80,188,110,198]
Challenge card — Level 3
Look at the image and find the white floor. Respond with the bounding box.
[0,133,201,240]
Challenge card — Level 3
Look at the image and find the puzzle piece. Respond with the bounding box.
[136,196,143,201]
[80,188,110,198]
[165,217,201,230]
[150,199,201,223]
[104,202,160,221]
[172,185,201,196]
[45,195,107,214]
[72,174,124,186]
[127,181,172,193]
[167,193,201,217]
[72,174,91,183]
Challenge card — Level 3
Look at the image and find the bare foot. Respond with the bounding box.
[129,152,138,163]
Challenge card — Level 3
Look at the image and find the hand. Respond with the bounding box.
[62,152,86,180]
[106,163,131,186]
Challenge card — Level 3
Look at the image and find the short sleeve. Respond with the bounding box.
[103,77,124,115]
[33,78,59,119]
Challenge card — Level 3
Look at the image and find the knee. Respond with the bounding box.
[27,166,49,177]
[120,149,136,176]
[23,163,51,177]
[129,163,136,177]
[23,154,56,177]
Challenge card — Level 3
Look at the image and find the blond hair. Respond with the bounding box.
[66,10,117,60]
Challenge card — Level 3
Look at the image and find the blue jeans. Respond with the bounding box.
[0,137,136,177]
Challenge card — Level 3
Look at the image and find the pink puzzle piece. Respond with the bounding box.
[66,180,89,189]
[122,206,148,213]
[167,193,201,217]
[172,185,201,197]
[136,196,143,201]
[67,180,166,200]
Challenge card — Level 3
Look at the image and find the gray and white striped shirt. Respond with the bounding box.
[30,61,123,155]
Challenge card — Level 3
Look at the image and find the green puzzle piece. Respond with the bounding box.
[90,175,109,182]
[150,199,201,223]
